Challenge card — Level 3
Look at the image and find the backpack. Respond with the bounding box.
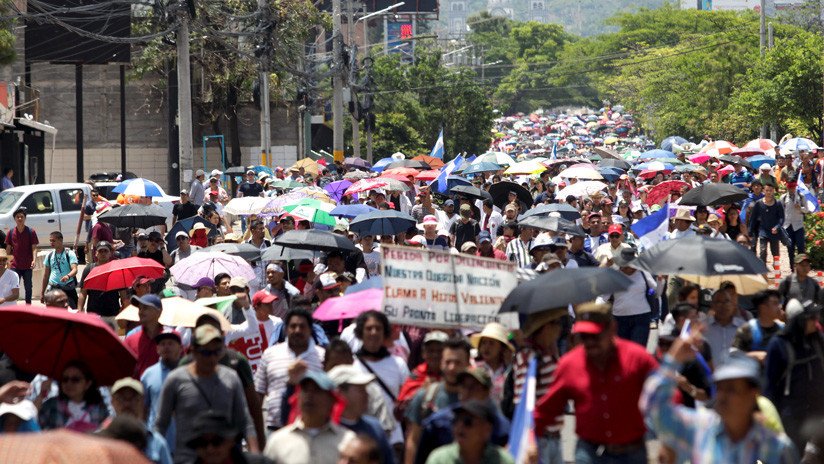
[418,382,443,422]
[779,338,824,397]
[748,319,784,351]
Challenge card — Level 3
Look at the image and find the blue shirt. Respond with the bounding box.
[142,361,176,454]
[729,170,754,189]
[584,233,608,254]
[339,415,394,464]
[144,424,173,464]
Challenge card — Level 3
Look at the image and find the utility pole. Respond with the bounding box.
[257,0,273,167]
[363,57,375,164]
[177,1,194,186]
[768,22,777,142]
[347,0,361,158]
[332,0,345,163]
[759,0,767,139]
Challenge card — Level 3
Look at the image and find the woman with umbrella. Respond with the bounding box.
[38,360,109,432]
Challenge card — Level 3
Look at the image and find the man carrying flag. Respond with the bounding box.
[430,155,464,194]
[780,173,814,271]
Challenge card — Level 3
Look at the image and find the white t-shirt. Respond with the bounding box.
[0,270,20,304]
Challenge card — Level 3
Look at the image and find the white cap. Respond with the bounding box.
[0,400,37,421]
[210,169,223,177]
[328,364,375,386]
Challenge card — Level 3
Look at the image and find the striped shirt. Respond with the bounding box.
[642,356,797,463]
[513,348,561,433]
[506,238,533,269]
[254,340,325,428]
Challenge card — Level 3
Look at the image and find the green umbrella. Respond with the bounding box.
[283,204,337,226]
[271,179,305,189]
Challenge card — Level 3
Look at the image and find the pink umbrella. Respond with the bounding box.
[729,146,766,158]
[313,288,383,330]
[345,178,391,195]
[744,138,777,151]
[688,154,711,164]
[415,170,440,181]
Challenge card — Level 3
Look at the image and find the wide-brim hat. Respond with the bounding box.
[673,207,695,222]
[469,322,515,352]
[523,308,567,338]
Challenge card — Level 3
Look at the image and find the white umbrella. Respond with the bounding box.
[558,166,604,180]
[158,297,232,333]
[223,197,272,216]
[472,151,516,167]
[170,252,256,286]
[555,181,608,198]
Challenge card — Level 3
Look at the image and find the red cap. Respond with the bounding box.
[572,320,606,335]
[607,224,623,235]
[252,290,278,306]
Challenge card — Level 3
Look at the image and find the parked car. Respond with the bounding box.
[0,183,92,246]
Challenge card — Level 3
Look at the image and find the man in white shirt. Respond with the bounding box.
[0,249,20,305]
[594,224,631,267]
[668,207,696,240]
[479,199,503,241]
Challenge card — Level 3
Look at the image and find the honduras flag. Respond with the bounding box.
[631,204,671,250]
[508,356,537,464]
[430,154,464,194]
[797,178,820,212]
[550,142,558,160]
[429,129,445,160]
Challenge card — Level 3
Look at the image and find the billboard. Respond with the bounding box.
[25,0,131,64]
[0,82,14,126]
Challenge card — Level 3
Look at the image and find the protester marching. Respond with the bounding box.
[2,106,824,464]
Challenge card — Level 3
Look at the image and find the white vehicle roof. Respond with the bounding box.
[3,183,90,193]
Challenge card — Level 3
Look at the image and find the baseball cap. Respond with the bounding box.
[530,234,553,252]
[333,223,348,233]
[328,364,375,387]
[194,324,224,346]
[154,328,182,344]
[795,254,811,264]
[210,169,223,177]
[406,235,426,246]
[131,294,162,310]
[300,370,337,392]
[712,351,761,385]
[444,199,455,207]
[478,231,492,244]
[504,203,518,213]
[137,232,149,240]
[607,224,623,235]
[423,330,449,345]
[759,164,772,171]
[111,377,144,396]
[246,169,256,175]
[180,189,189,195]
[229,276,248,289]
[96,240,114,250]
[572,302,612,335]
[587,212,601,220]
[194,276,216,289]
[252,290,278,306]
[457,367,493,389]
[0,400,37,421]
[175,230,189,240]
[195,169,205,177]
[461,242,478,253]
[423,215,439,225]
[453,399,497,425]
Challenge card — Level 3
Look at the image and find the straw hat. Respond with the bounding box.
[523,308,568,338]
[470,322,515,352]
[673,207,695,222]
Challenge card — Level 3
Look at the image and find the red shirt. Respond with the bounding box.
[398,362,440,403]
[124,328,159,378]
[7,226,38,270]
[534,338,658,445]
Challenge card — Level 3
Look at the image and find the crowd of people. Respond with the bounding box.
[0,107,823,464]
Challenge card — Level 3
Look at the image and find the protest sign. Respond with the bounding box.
[381,245,518,329]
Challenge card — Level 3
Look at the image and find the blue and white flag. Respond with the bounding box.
[550,142,558,160]
[430,154,464,194]
[429,129,444,160]
[631,204,671,250]
[508,356,536,464]
[797,179,820,212]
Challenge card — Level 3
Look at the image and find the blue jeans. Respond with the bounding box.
[13,268,32,304]
[538,436,563,464]
[785,226,806,270]
[615,313,651,347]
[575,440,647,464]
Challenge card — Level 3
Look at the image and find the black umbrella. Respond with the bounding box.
[274,229,356,253]
[517,215,576,233]
[489,181,533,209]
[597,159,631,170]
[450,185,493,201]
[201,243,261,261]
[678,183,748,206]
[261,245,318,262]
[384,160,430,170]
[718,155,752,170]
[349,210,417,236]
[521,203,581,221]
[499,267,632,314]
[97,203,169,229]
[631,235,769,276]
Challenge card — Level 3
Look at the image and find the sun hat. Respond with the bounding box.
[469,322,515,352]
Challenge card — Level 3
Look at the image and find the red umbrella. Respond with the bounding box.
[82,257,166,292]
[383,167,420,179]
[345,178,390,195]
[729,146,766,158]
[415,170,440,181]
[645,180,689,206]
[0,306,137,385]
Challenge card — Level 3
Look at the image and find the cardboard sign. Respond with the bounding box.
[381,245,518,329]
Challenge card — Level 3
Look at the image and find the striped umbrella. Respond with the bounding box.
[112,178,165,197]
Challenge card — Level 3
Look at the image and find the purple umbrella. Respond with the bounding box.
[324,179,356,203]
[344,157,372,169]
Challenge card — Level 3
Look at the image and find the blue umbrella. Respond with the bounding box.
[165,215,213,252]
[112,178,165,197]
[330,203,377,219]
[660,136,688,152]
[349,210,417,236]
[598,167,624,182]
[632,162,675,172]
[370,157,395,173]
[446,175,471,191]
[640,149,676,160]
[747,155,775,169]
[462,162,501,175]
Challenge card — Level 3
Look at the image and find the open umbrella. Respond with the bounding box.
[521,203,581,221]
[518,215,576,233]
[292,187,335,204]
[645,180,689,207]
[370,157,394,173]
[504,160,547,175]
[223,196,272,216]
[633,236,768,277]
[660,136,689,152]
[558,166,604,180]
[200,243,262,261]
[473,151,515,166]
[83,257,166,292]
[555,181,608,199]
[323,179,354,203]
[112,177,165,197]
[283,204,337,226]
[489,181,533,209]
[415,170,440,181]
[461,162,501,175]
[313,288,383,321]
[96,203,168,229]
[719,155,753,169]
[0,306,137,385]
[195,295,238,313]
[261,245,319,262]
[345,178,390,195]
[680,274,768,295]
[699,140,738,157]
[499,267,632,314]
[687,153,711,164]
[349,210,417,236]
[330,203,377,218]
[289,158,320,176]
[274,229,357,253]
[412,155,445,169]
[0,430,151,463]
[343,170,370,181]
[449,184,492,201]
[598,167,624,182]
[344,157,371,170]
[170,251,256,286]
[640,149,676,160]
[598,159,631,170]
[780,137,819,151]
[383,167,420,179]
[744,138,777,153]
[729,146,766,158]
[385,160,429,170]
[165,215,213,251]
[678,183,747,206]
[159,296,233,333]
[270,179,305,190]
[747,155,775,170]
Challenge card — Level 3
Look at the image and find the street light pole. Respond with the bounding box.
[177,1,194,186]
[332,0,345,163]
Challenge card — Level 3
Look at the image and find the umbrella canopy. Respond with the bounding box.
[518,215,576,233]
[473,151,515,166]
[159,297,232,333]
[349,210,417,236]
[314,288,383,321]
[164,215,213,251]
[449,184,492,201]
[499,267,632,314]
[680,274,768,296]
[223,196,272,216]
[330,203,377,219]
[170,251,256,286]
[385,160,429,170]
[521,203,581,221]
[555,181,608,199]
[412,155,445,169]
[504,160,547,175]
[345,178,391,195]
[274,229,357,252]
[283,204,337,226]
[598,167,624,182]
[640,149,676,160]
[261,245,318,262]
[645,180,689,206]
[270,179,305,190]
[678,183,748,206]
[370,157,395,172]
[780,137,820,151]
[744,138,777,152]
[597,159,631,170]
[0,430,151,463]
[383,167,420,179]
[0,306,137,385]
[688,154,711,164]
[660,136,689,152]
[200,243,262,261]
[443,175,472,191]
[343,170,370,180]
[292,187,335,203]
[96,203,168,229]
[415,170,440,181]
[323,179,354,203]
[195,295,238,313]
[558,166,604,180]
[747,155,775,169]
[718,155,752,169]
[632,236,768,276]
[729,146,766,158]
[344,157,371,169]
[699,140,738,157]
[461,162,501,175]
[83,257,166,292]
[489,181,533,209]
[289,158,320,176]
[112,178,165,197]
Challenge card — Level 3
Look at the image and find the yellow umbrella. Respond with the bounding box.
[604,136,619,145]
[289,158,320,177]
[680,274,768,295]
[293,187,336,204]
[504,160,547,175]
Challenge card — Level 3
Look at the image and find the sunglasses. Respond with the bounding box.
[196,347,224,357]
[62,376,85,384]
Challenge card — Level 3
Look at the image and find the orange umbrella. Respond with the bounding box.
[383,167,420,179]
[412,155,445,169]
[0,430,151,463]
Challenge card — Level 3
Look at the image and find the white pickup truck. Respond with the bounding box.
[0,183,92,246]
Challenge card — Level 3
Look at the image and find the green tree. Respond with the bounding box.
[0,3,15,65]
